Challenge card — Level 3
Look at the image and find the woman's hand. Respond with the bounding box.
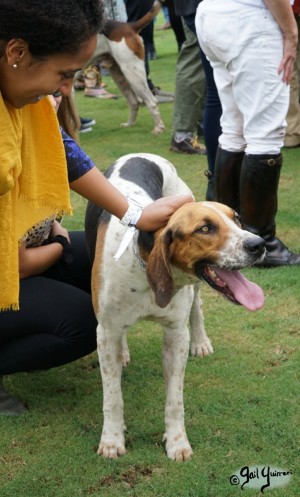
[279,33,298,84]
[263,0,298,85]
[136,194,194,231]
[50,220,70,242]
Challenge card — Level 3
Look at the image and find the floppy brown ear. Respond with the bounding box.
[146,229,174,308]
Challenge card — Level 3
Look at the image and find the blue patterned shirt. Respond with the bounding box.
[61,129,94,183]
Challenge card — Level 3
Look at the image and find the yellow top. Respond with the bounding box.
[0,94,72,311]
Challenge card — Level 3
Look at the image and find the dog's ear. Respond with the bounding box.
[147,229,174,308]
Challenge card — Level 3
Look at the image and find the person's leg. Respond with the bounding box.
[125,1,156,89]
[284,15,300,148]
[204,59,245,208]
[167,0,186,52]
[0,276,97,414]
[199,48,222,199]
[140,22,152,86]
[184,12,222,198]
[0,231,97,414]
[171,19,206,155]
[0,276,97,375]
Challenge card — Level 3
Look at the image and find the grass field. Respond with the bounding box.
[1,19,300,497]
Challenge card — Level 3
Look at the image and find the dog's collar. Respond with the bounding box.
[133,233,148,271]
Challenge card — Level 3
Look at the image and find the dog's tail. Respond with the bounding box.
[129,1,162,34]
[101,1,162,38]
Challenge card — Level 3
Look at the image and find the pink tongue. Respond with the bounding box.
[215,268,265,311]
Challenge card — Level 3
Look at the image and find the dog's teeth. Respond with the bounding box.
[207,267,226,288]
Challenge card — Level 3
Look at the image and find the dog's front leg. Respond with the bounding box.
[96,324,126,458]
[162,326,193,461]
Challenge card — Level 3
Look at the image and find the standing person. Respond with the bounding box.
[0,0,193,415]
[196,0,300,267]
[172,0,222,200]
[124,0,174,100]
[284,0,300,148]
[103,0,127,21]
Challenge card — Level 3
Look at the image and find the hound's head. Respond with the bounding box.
[146,201,265,310]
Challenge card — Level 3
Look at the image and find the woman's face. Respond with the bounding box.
[0,35,97,108]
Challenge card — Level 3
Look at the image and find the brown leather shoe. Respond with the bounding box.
[170,136,207,155]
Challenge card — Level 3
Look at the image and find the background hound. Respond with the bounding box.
[94,2,165,134]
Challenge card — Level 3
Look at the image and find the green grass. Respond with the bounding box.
[1,20,300,497]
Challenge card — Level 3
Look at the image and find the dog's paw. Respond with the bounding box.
[152,124,165,135]
[97,437,126,459]
[164,432,193,462]
[190,338,214,357]
[120,122,132,128]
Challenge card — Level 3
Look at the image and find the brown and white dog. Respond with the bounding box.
[85,154,265,461]
[91,2,165,134]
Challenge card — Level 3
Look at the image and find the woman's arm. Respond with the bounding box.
[19,242,63,279]
[18,221,69,279]
[264,0,298,83]
[70,166,193,232]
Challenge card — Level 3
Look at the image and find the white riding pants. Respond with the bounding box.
[195,0,289,154]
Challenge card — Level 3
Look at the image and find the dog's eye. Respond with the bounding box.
[234,213,241,227]
[194,224,214,234]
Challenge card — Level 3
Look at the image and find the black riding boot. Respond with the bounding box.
[204,170,214,201]
[240,154,300,267]
[213,147,245,212]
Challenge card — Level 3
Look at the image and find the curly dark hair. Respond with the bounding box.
[0,0,104,58]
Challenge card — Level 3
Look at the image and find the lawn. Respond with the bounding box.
[1,17,299,497]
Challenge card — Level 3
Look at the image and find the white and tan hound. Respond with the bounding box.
[92,2,165,134]
[85,153,265,461]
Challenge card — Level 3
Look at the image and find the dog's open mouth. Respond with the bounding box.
[197,265,265,311]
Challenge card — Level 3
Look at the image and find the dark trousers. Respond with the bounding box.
[184,13,222,176]
[0,232,97,375]
[125,0,155,88]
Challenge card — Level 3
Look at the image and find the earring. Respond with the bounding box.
[12,63,18,69]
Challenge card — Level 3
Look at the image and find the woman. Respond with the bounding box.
[196,0,300,267]
[0,0,192,415]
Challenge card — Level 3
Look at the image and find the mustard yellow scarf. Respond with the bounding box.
[0,95,72,311]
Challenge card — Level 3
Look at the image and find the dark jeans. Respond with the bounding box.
[165,0,186,52]
[0,232,97,375]
[125,0,155,88]
[184,13,222,176]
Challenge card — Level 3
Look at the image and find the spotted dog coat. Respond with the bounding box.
[85,154,265,461]
[94,1,165,134]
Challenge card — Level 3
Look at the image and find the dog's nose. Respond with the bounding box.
[244,236,266,256]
